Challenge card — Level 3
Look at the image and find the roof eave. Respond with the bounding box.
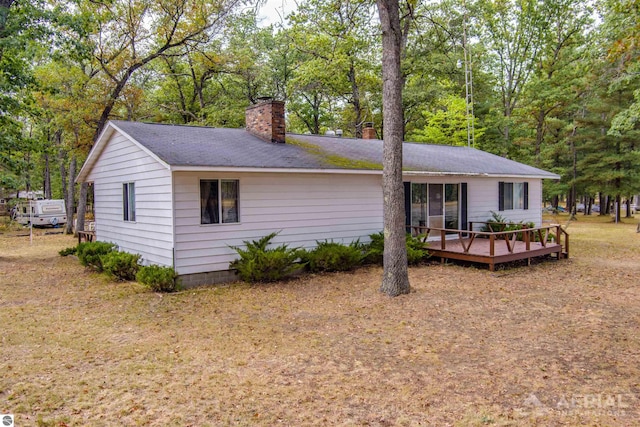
[169,166,559,180]
[402,171,560,180]
[169,165,382,175]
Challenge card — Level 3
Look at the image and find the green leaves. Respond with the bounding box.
[407,95,484,146]
[229,232,303,283]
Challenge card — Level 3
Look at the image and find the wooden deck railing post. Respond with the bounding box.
[490,234,495,256]
[441,229,446,250]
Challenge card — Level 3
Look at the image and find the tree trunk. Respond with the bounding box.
[567,190,574,216]
[43,153,52,199]
[625,198,631,218]
[377,0,410,297]
[24,152,31,193]
[599,194,607,216]
[76,182,89,236]
[65,155,76,234]
[58,142,67,207]
[534,108,545,164]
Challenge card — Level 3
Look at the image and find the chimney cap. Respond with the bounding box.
[364,122,374,128]
[257,96,274,102]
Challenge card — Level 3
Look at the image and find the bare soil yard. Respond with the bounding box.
[1,215,639,426]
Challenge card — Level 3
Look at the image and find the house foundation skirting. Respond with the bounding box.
[178,270,239,288]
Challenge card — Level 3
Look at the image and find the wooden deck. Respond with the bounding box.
[412,223,569,271]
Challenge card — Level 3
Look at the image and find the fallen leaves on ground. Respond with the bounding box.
[1,216,639,426]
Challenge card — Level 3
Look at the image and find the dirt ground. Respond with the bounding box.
[1,216,639,426]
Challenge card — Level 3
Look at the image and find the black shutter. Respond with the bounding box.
[404,182,411,233]
[123,183,129,221]
[461,183,468,230]
[524,182,529,210]
[498,181,505,211]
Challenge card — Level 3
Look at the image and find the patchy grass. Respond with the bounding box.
[1,216,639,426]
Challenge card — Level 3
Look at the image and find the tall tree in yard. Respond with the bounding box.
[377,0,410,296]
[288,0,379,137]
[478,0,546,158]
[71,0,243,234]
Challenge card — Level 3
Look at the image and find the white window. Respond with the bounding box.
[200,179,239,224]
[499,182,528,211]
[123,182,136,221]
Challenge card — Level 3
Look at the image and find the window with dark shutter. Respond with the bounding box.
[123,182,135,222]
[499,181,529,211]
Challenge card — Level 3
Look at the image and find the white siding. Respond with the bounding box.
[85,133,174,266]
[405,176,543,230]
[466,177,542,229]
[173,172,545,275]
[173,172,383,275]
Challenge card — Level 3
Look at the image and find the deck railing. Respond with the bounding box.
[410,223,569,258]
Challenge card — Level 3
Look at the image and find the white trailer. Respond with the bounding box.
[12,199,67,227]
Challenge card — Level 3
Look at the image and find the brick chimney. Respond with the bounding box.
[245,98,286,143]
[363,122,376,139]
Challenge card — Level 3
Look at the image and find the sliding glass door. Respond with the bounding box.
[445,184,459,230]
[408,183,460,236]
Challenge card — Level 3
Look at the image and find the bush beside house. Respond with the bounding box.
[62,231,431,287]
[230,231,430,283]
[61,241,179,292]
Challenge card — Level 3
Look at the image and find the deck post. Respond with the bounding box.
[441,229,446,250]
[490,234,495,256]
[524,227,530,251]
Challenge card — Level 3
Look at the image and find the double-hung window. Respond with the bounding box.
[499,182,528,211]
[200,179,240,224]
[123,182,136,221]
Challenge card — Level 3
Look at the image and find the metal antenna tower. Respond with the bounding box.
[462,9,475,147]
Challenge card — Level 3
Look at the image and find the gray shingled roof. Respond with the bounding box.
[111,120,559,178]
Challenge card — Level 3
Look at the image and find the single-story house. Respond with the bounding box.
[77,100,559,286]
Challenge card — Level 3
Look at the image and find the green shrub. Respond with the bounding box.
[363,231,385,265]
[229,232,301,283]
[59,246,77,257]
[76,241,116,272]
[136,265,179,292]
[481,211,511,232]
[406,234,430,264]
[363,231,429,265]
[101,251,141,281]
[481,211,535,240]
[304,240,363,272]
